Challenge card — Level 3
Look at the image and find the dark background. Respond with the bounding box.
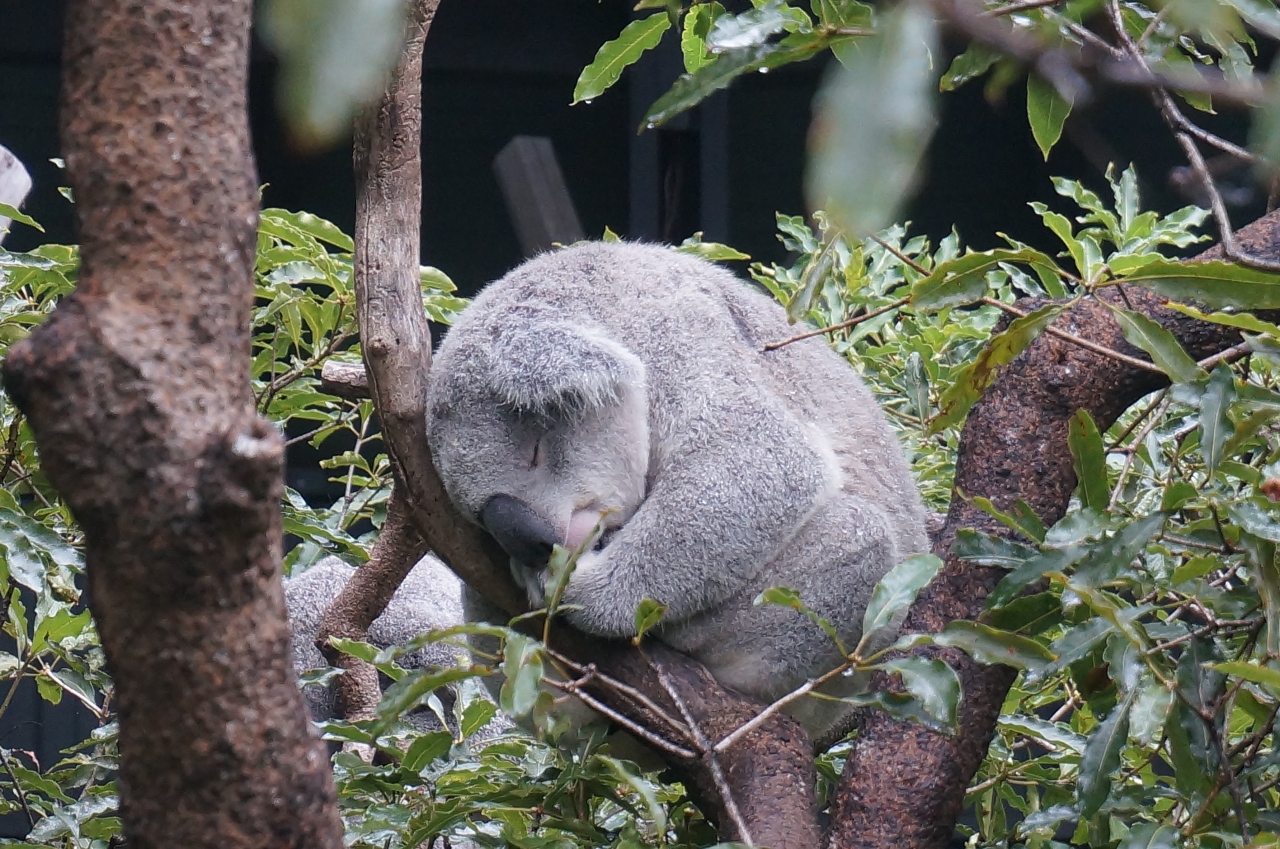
[0,0,1265,836]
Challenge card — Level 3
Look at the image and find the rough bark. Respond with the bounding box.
[0,1,343,847]
[826,211,1280,849]
[328,1,822,843]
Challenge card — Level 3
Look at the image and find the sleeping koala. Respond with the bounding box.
[425,241,929,741]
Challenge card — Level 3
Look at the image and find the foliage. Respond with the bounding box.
[768,165,1280,847]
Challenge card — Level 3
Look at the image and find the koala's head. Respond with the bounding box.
[426,315,651,570]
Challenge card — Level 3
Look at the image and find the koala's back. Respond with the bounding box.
[451,241,927,555]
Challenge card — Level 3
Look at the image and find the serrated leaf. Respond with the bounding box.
[931,304,1066,433]
[263,208,354,251]
[574,14,672,105]
[1068,409,1109,512]
[934,620,1054,669]
[861,553,944,640]
[1027,74,1073,160]
[401,731,453,772]
[806,2,937,237]
[681,3,723,74]
[875,656,960,729]
[1077,691,1134,819]
[1108,305,1207,384]
[1121,259,1280,308]
[1201,364,1236,474]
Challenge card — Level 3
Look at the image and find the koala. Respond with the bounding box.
[425,241,930,742]
[284,554,477,734]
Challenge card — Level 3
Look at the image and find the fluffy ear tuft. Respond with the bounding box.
[488,323,645,416]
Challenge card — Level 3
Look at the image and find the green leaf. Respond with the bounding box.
[1026,74,1073,160]
[806,2,937,237]
[573,14,672,105]
[1201,364,1236,475]
[263,208,354,251]
[940,42,999,92]
[874,656,960,729]
[681,3,723,74]
[934,620,1054,670]
[633,598,668,640]
[758,586,847,655]
[860,553,944,642]
[1165,301,1280,337]
[1210,660,1280,697]
[1068,410,1109,513]
[931,304,1066,433]
[969,496,1046,543]
[1129,674,1174,746]
[0,203,43,233]
[1107,305,1207,384]
[459,699,497,739]
[910,248,1057,310]
[401,731,453,772]
[1119,823,1179,849]
[1026,617,1114,684]
[677,231,750,261]
[1030,203,1087,275]
[643,43,777,128]
[1076,691,1134,819]
[988,546,1087,609]
[499,633,544,718]
[376,667,480,726]
[998,714,1086,753]
[1120,258,1280,309]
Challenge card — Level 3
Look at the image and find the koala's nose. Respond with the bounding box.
[480,495,558,570]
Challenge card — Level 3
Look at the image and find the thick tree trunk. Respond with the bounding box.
[827,211,1280,849]
[1,1,343,847]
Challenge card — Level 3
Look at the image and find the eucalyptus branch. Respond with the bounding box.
[980,297,1164,373]
[763,297,909,351]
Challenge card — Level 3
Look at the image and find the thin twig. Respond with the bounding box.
[764,297,910,351]
[0,749,35,827]
[544,674,697,759]
[645,650,755,848]
[714,659,854,753]
[980,297,1165,373]
[542,647,690,735]
[1198,341,1253,371]
[981,0,1062,16]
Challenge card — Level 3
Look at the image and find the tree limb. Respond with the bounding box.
[0,0,343,845]
[826,210,1280,849]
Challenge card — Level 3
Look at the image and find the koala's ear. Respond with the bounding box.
[489,323,645,415]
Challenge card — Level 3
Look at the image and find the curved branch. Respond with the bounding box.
[827,211,1280,849]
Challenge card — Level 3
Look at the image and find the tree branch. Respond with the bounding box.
[826,209,1280,849]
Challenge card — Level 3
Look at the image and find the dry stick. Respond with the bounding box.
[1102,0,1280,274]
[542,647,690,734]
[543,674,697,759]
[645,650,756,848]
[0,749,35,827]
[981,0,1064,16]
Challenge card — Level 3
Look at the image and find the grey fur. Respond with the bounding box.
[283,554,468,731]
[425,241,930,742]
